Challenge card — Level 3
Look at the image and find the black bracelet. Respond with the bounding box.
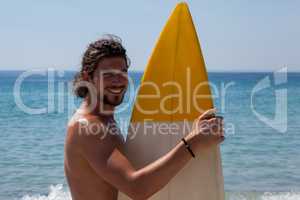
[181,138,195,158]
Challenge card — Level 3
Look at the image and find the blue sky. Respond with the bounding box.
[0,0,299,72]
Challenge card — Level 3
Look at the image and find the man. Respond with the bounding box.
[64,35,224,200]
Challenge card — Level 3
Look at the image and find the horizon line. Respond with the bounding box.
[0,69,299,73]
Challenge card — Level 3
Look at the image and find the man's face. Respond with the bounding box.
[91,56,128,107]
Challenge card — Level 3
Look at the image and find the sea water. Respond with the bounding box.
[0,70,299,200]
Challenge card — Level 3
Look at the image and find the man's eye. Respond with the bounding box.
[103,73,114,77]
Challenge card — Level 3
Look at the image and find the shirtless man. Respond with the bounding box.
[64,35,224,200]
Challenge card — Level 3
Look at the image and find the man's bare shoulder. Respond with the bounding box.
[68,111,100,125]
[66,113,124,153]
[67,113,102,142]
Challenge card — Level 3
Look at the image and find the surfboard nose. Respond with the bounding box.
[171,1,192,19]
[131,2,213,123]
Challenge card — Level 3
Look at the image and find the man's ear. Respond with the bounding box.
[82,71,89,81]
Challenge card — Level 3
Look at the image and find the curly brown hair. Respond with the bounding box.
[73,34,130,98]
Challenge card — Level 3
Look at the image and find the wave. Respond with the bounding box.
[20,184,300,200]
[226,191,300,200]
[20,185,71,200]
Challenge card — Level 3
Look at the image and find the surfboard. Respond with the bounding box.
[118,2,224,200]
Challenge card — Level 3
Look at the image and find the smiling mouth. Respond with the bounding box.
[106,87,125,94]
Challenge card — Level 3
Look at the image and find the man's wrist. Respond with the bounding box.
[181,138,195,158]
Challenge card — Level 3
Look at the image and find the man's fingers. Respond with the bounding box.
[193,109,220,130]
[208,117,222,127]
[207,117,218,123]
[198,108,217,120]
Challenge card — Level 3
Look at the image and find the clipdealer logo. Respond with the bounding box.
[251,67,287,133]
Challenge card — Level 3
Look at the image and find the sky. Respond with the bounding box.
[0,0,299,72]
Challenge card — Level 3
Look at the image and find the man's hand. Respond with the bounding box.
[186,109,225,150]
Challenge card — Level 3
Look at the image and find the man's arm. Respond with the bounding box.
[74,110,224,200]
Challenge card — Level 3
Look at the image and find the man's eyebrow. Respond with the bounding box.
[101,66,126,70]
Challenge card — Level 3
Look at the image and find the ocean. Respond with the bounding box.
[0,70,299,200]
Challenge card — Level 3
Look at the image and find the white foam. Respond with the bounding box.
[227,192,300,200]
[20,185,71,200]
[19,185,300,200]
[261,192,300,200]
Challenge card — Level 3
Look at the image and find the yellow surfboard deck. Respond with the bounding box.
[119,2,224,200]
